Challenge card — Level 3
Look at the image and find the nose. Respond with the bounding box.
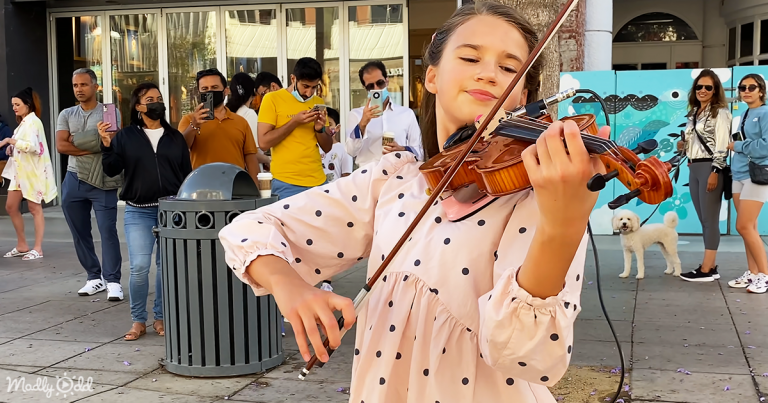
[474,60,498,85]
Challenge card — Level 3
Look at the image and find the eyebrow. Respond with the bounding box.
[455,43,523,63]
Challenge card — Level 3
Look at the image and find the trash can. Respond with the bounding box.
[157,163,283,377]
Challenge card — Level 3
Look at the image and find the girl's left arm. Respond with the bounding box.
[478,193,588,387]
[13,121,43,155]
[712,109,732,172]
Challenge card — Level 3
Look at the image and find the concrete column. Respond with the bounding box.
[702,0,727,67]
[584,0,613,71]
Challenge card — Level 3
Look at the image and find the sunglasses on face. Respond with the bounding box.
[695,84,713,92]
[739,84,759,93]
[365,79,386,91]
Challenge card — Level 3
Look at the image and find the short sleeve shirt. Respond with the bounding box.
[179,108,258,170]
[56,104,105,172]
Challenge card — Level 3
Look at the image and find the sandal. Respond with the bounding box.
[153,320,165,336]
[124,323,146,341]
[3,248,29,258]
[22,250,43,260]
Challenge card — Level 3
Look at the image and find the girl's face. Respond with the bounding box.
[11,98,29,117]
[425,15,530,149]
[740,78,762,106]
[695,76,714,105]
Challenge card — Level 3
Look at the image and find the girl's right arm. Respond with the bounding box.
[734,113,768,159]
[219,152,416,360]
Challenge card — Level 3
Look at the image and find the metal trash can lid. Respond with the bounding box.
[176,163,260,201]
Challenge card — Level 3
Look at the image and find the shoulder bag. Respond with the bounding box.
[692,109,733,199]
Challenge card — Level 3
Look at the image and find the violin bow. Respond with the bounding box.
[299,0,581,379]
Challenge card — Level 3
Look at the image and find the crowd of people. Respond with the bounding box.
[0,56,424,341]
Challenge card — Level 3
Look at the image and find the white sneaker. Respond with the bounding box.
[320,282,334,292]
[747,273,768,294]
[728,270,758,288]
[78,279,106,296]
[107,283,124,301]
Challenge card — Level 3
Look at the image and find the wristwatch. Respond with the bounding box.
[315,126,325,134]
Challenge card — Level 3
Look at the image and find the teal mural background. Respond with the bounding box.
[558,68,768,235]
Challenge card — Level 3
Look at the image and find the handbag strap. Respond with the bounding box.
[692,107,714,157]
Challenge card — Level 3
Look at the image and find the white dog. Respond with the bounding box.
[612,210,682,279]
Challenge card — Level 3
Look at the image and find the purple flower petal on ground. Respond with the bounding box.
[762,373,768,377]
[685,371,692,375]
[616,399,625,403]
[684,344,689,347]
[591,389,597,395]
[624,385,630,392]
[85,347,91,352]
[736,299,741,302]
[748,346,757,349]
[90,299,99,302]
[746,331,751,335]
[123,361,130,366]
[724,386,730,391]
[676,368,685,373]
[556,397,564,401]
[588,281,593,285]
[336,388,345,392]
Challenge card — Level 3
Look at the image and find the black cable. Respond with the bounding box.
[574,89,611,127]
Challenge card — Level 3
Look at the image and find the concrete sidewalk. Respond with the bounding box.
[0,208,766,402]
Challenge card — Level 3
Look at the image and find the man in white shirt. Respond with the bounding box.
[345,61,423,167]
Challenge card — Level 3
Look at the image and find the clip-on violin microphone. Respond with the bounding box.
[438,88,579,222]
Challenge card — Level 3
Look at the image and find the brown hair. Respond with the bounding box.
[419,2,542,159]
[738,73,767,105]
[12,87,42,124]
[687,69,727,119]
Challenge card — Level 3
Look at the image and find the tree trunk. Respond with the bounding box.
[481,0,570,114]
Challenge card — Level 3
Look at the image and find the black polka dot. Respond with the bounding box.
[429,288,439,295]
[383,275,388,282]
[357,257,364,261]
[573,304,577,311]
[480,353,483,358]
[314,268,321,275]
[355,348,360,355]
[396,352,402,359]
[395,152,402,158]
[435,216,442,224]
[361,169,368,174]
[352,195,358,202]
[382,254,385,261]
[283,204,290,209]
[240,238,248,243]
[433,200,438,206]
[382,169,388,175]
[337,252,344,258]
[376,350,382,358]
[347,222,354,228]
[396,175,403,180]
[494,251,498,261]
[568,345,572,354]
[258,221,263,224]
[564,302,570,309]
[398,193,404,199]
[462,267,469,275]
[324,189,329,193]
[415,259,421,266]
[540,376,549,382]
[379,377,386,385]
[389,325,396,332]
[295,257,302,263]
[478,220,485,226]
[466,328,472,332]
[489,294,493,301]
[519,227,527,234]
[576,274,581,281]
[462,377,469,385]
[550,333,559,341]
[443,238,450,245]
[423,369,429,376]
[398,212,405,217]
[306,239,313,245]
[506,378,514,386]
[403,275,409,281]
[281,242,287,247]
[388,300,393,307]
[518,362,527,367]
[442,347,446,354]
[315,210,322,217]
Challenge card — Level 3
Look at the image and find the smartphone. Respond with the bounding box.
[311,104,327,113]
[732,131,745,142]
[200,93,215,120]
[368,90,385,111]
[102,103,118,132]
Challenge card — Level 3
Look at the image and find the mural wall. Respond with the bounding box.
[560,67,768,235]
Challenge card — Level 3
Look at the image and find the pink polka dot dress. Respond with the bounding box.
[219,152,588,403]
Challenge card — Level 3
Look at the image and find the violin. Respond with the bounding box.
[298,0,677,379]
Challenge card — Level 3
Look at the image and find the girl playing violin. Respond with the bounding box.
[219,2,610,402]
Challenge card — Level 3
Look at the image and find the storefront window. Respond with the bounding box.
[729,26,737,60]
[614,12,698,43]
[166,11,218,128]
[225,9,279,81]
[741,22,754,57]
[348,4,405,110]
[109,13,160,128]
[285,6,341,111]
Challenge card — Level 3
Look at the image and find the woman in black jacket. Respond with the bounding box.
[99,82,192,341]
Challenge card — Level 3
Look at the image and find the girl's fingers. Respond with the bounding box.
[300,311,329,362]
[315,305,342,349]
[542,121,569,165]
[329,294,356,330]
[563,120,589,168]
[534,128,553,167]
[521,144,541,184]
[289,314,312,361]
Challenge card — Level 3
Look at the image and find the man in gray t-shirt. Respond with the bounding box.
[56,68,123,301]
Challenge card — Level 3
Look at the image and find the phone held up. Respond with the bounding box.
[102,103,118,132]
[200,93,215,120]
[368,89,384,112]
[311,104,327,113]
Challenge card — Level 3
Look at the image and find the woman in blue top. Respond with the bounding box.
[727,73,768,294]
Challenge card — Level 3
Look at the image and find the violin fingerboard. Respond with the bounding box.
[495,121,611,155]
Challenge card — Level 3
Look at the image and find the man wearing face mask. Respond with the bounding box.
[257,57,332,199]
[345,61,423,168]
[178,68,260,186]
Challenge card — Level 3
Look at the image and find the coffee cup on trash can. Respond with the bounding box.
[257,172,273,198]
[382,132,395,149]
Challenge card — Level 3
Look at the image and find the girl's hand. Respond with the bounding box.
[521,120,611,230]
[97,122,114,147]
[727,142,735,151]
[707,172,719,192]
[272,277,355,362]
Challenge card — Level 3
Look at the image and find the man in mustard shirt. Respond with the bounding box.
[258,57,332,199]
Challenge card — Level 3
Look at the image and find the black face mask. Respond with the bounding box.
[143,102,166,121]
[207,90,225,108]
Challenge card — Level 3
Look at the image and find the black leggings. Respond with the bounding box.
[688,161,724,250]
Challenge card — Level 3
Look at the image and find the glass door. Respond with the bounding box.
[108,12,161,128]
[222,7,282,82]
[164,8,219,129]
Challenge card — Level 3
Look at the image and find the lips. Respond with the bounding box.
[466,89,497,102]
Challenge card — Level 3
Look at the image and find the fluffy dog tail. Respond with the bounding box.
[663,211,679,228]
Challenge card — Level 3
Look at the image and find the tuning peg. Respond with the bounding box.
[608,188,642,210]
[632,140,658,155]
[666,154,682,167]
[587,170,620,192]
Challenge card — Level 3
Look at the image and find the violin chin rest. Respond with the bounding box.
[443,125,477,150]
[441,185,498,222]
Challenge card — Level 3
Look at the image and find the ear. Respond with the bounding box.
[611,213,620,231]
[424,65,438,95]
[631,214,640,229]
[520,88,528,104]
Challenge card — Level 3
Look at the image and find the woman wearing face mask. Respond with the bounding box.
[227,72,272,172]
[99,82,192,340]
[677,69,731,282]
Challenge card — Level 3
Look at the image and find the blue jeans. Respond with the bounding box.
[272,178,326,200]
[124,205,163,323]
[61,171,122,283]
